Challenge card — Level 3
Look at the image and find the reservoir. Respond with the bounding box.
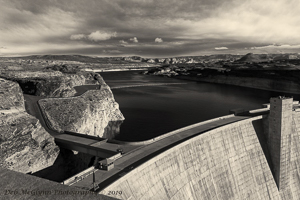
[100,71,300,141]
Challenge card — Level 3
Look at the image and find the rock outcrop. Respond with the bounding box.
[0,78,59,173]
[39,84,124,138]
[237,53,271,63]
[0,67,100,98]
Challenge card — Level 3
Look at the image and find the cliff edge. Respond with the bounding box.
[38,83,124,139]
[0,65,100,98]
[0,78,59,173]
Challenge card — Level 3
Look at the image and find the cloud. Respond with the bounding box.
[215,47,228,50]
[0,5,78,46]
[70,34,86,40]
[155,38,163,43]
[87,31,117,41]
[102,49,122,54]
[252,44,300,49]
[69,31,117,42]
[3,0,300,56]
[119,40,128,44]
[129,37,138,43]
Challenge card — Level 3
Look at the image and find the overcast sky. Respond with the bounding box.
[1,0,300,57]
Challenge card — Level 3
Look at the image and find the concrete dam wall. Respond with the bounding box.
[99,98,300,200]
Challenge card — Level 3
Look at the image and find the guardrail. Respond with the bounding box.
[110,104,274,146]
[62,167,98,186]
[63,131,107,142]
[110,114,235,146]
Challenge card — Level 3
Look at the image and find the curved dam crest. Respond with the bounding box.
[99,99,300,200]
[100,116,278,199]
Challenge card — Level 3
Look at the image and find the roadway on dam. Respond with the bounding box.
[24,83,195,158]
[23,83,267,192]
[24,91,140,158]
[69,115,250,191]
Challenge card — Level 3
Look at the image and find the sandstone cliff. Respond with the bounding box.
[0,66,100,98]
[39,84,124,138]
[0,78,59,173]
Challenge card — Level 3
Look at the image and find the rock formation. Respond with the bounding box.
[237,53,271,63]
[38,84,124,138]
[0,66,100,98]
[0,78,59,173]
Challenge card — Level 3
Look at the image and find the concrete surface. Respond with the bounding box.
[70,116,249,192]
[99,116,280,200]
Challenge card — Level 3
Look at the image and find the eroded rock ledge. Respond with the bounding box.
[0,66,101,98]
[39,84,124,138]
[0,78,59,173]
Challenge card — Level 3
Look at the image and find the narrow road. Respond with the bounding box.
[23,92,140,158]
[24,94,60,136]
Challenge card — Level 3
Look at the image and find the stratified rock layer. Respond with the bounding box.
[39,84,124,138]
[0,78,59,173]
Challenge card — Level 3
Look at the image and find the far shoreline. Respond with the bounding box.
[83,66,158,73]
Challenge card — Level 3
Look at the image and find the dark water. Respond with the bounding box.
[100,71,300,141]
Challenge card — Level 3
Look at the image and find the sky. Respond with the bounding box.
[1,0,300,57]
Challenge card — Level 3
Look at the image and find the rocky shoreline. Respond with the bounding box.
[38,85,124,138]
[145,63,300,94]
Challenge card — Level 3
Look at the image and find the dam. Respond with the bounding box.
[58,96,300,200]
[4,73,300,199]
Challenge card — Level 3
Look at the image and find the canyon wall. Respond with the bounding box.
[0,78,59,173]
[100,111,300,200]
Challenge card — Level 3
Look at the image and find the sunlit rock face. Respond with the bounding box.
[39,83,124,138]
[0,78,59,173]
[102,121,123,140]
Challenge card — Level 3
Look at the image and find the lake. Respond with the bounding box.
[100,71,299,141]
